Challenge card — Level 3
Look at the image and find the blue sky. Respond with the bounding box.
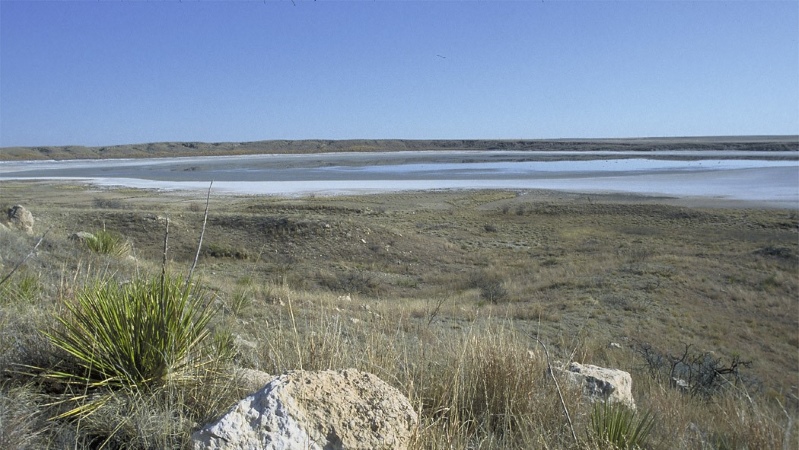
[1,0,797,147]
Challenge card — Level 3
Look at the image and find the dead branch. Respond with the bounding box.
[534,336,578,446]
[186,181,213,285]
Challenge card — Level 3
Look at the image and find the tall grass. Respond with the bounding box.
[220,284,797,449]
[1,269,796,448]
[0,384,46,449]
[0,271,40,304]
[1,191,797,449]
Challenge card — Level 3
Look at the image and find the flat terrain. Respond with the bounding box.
[2,180,797,394]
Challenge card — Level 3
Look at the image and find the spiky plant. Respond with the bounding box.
[0,272,40,305]
[41,274,216,417]
[84,229,131,257]
[589,401,656,449]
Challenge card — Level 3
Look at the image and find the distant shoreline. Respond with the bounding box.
[2,150,796,209]
[1,136,797,161]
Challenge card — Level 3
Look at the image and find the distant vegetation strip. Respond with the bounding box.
[1,136,797,161]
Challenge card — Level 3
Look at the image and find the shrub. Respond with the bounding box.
[635,342,756,398]
[319,270,381,296]
[84,229,131,257]
[203,242,251,260]
[467,270,508,303]
[589,401,655,449]
[92,197,125,209]
[41,274,217,416]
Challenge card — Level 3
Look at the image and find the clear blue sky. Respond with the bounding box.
[1,0,797,147]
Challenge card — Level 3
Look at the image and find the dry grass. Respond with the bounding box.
[1,184,797,448]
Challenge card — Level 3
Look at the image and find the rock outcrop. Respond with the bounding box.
[558,362,636,410]
[192,369,417,450]
[6,205,34,235]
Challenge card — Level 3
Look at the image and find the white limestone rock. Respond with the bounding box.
[192,369,417,450]
[7,205,34,235]
[560,362,636,410]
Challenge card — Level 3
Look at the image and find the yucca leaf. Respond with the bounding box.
[590,401,656,449]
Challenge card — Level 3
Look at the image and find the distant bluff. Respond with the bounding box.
[2,136,797,161]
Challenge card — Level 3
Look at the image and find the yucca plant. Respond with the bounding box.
[589,401,656,449]
[0,272,40,304]
[84,229,131,257]
[41,274,216,417]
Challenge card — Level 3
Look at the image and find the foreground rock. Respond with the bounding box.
[558,362,636,410]
[6,205,34,235]
[192,369,417,450]
[233,368,273,393]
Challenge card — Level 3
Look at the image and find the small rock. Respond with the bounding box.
[671,377,690,392]
[70,231,96,242]
[7,205,34,235]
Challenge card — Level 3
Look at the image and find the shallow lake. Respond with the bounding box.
[1,151,797,207]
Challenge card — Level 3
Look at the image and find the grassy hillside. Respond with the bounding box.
[1,182,797,448]
[2,136,797,161]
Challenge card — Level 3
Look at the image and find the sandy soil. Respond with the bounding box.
[0,178,791,212]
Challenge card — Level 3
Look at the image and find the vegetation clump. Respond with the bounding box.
[84,229,131,257]
[589,401,655,449]
[467,269,508,303]
[29,274,217,420]
[44,275,215,393]
[635,342,757,398]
